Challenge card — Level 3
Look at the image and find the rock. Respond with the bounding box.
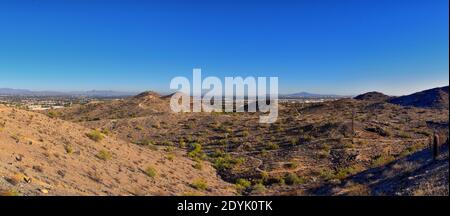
[15,155,23,161]
[39,189,49,194]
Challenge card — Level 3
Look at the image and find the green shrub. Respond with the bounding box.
[145,166,157,178]
[252,183,266,193]
[96,150,112,161]
[235,178,251,191]
[86,130,105,142]
[284,173,305,185]
[64,144,74,154]
[193,162,203,170]
[371,155,395,167]
[187,143,206,159]
[166,153,175,161]
[265,142,279,150]
[213,154,245,170]
[191,179,208,190]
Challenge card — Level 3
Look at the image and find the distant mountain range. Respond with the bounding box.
[281,92,347,98]
[0,88,138,97]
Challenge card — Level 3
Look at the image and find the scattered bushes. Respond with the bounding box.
[213,154,245,170]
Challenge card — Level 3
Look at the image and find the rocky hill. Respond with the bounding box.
[49,91,171,122]
[354,91,391,102]
[388,86,449,109]
[0,105,234,196]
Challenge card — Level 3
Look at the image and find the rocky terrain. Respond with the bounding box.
[389,86,449,109]
[33,86,449,196]
[0,105,235,196]
[313,144,448,196]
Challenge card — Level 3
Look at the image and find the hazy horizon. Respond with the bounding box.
[1,0,448,95]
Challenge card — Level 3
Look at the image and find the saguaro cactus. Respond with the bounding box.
[432,133,440,160]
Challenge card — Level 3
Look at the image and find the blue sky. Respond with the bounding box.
[0,0,448,95]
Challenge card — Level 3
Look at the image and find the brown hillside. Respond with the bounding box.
[0,105,234,196]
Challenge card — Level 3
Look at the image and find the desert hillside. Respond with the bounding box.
[388,86,449,109]
[0,105,235,196]
[42,87,449,195]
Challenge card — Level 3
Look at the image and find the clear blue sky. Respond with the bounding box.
[0,0,448,95]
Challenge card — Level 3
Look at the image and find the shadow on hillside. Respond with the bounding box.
[312,143,449,196]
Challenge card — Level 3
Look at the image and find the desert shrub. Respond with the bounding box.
[317,150,330,159]
[270,176,285,185]
[100,128,110,135]
[144,166,157,178]
[96,150,112,161]
[242,130,250,137]
[164,146,175,152]
[290,138,299,146]
[213,154,245,170]
[321,144,331,152]
[335,165,364,180]
[318,168,335,180]
[64,144,74,154]
[166,153,175,161]
[136,139,154,146]
[187,143,206,159]
[299,134,313,143]
[210,149,225,158]
[235,178,252,191]
[252,183,266,194]
[371,155,395,167]
[160,140,174,146]
[193,162,203,170]
[178,138,187,148]
[397,131,412,139]
[265,142,279,150]
[86,130,105,142]
[284,173,305,185]
[343,142,355,149]
[47,111,57,118]
[191,179,208,190]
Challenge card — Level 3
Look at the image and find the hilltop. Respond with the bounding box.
[388,86,449,109]
[354,92,391,102]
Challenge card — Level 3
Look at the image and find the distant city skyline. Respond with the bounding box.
[0,0,448,95]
